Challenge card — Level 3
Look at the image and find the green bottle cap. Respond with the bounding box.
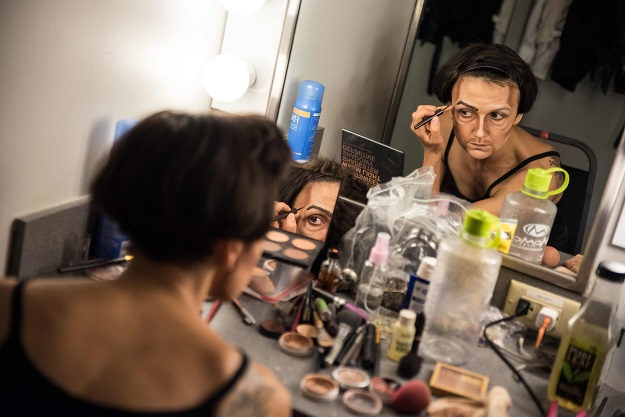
[521,167,569,199]
[462,209,500,244]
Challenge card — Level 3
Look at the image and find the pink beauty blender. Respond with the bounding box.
[391,380,432,414]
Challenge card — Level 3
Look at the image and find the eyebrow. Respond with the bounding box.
[456,100,478,111]
[305,204,333,218]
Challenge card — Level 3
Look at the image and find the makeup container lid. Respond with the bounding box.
[342,389,383,416]
[332,366,371,390]
[300,373,339,402]
[279,331,314,357]
[296,323,319,339]
[369,377,401,405]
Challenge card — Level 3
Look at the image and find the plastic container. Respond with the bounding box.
[355,232,390,314]
[419,210,502,365]
[387,309,417,362]
[549,261,625,413]
[318,248,341,293]
[499,167,569,264]
[286,80,324,161]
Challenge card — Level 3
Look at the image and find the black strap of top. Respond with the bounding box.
[205,353,249,409]
[8,280,27,341]
[482,150,561,199]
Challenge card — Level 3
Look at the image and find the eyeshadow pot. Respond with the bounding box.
[300,373,339,402]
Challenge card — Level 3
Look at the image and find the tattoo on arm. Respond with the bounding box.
[222,386,274,417]
[548,156,561,168]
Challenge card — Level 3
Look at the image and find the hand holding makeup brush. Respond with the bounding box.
[410,104,451,153]
[271,201,298,233]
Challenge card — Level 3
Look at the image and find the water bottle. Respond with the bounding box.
[419,209,502,365]
[499,167,569,264]
[286,80,324,161]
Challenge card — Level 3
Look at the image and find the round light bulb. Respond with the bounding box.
[218,0,267,15]
[202,55,256,102]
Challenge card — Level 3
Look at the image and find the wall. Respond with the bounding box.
[0,0,226,274]
[390,3,625,250]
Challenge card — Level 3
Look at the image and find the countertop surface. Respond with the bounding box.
[205,292,579,417]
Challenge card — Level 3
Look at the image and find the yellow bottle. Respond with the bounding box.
[388,309,416,362]
[547,261,625,412]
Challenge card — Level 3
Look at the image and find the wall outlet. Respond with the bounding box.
[503,280,581,339]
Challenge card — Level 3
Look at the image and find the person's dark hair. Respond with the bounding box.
[278,158,369,250]
[432,43,538,114]
[91,111,291,263]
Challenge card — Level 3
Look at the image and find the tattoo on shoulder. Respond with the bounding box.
[222,385,274,417]
[548,156,561,168]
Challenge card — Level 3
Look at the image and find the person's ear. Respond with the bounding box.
[213,239,244,271]
[513,113,523,125]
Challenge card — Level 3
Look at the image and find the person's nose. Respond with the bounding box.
[475,116,488,138]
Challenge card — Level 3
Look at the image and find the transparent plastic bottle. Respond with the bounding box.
[548,261,625,413]
[499,167,569,264]
[355,232,390,314]
[419,210,502,365]
[318,248,341,293]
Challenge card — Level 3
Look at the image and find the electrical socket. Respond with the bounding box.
[503,280,581,339]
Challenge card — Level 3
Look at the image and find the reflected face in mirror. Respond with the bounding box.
[292,181,341,241]
[452,77,523,160]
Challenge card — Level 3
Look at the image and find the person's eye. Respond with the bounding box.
[458,109,472,118]
[307,215,325,226]
[490,112,506,121]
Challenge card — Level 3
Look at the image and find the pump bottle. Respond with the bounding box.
[499,167,569,264]
[548,261,625,413]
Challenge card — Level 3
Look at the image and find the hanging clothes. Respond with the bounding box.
[417,0,504,94]
[492,0,517,44]
[550,0,625,94]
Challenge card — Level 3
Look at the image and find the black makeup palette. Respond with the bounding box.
[261,227,324,269]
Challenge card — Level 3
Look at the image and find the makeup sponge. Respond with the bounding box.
[391,380,431,414]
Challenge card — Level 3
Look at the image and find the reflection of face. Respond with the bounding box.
[292,181,340,241]
[451,77,523,160]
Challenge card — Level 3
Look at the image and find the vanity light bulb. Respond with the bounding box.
[202,54,256,102]
[218,0,267,15]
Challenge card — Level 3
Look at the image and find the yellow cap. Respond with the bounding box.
[521,168,569,199]
[463,209,499,240]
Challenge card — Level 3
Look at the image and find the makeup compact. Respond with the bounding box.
[262,228,324,268]
[331,366,371,390]
[300,373,340,402]
[279,331,314,357]
[342,389,383,416]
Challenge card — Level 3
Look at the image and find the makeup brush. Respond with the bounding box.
[413,104,450,130]
[313,311,334,348]
[272,206,304,222]
[324,310,363,366]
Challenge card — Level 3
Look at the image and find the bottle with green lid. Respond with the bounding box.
[499,167,569,264]
[419,209,502,365]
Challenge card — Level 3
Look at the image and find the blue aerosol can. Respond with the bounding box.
[287,80,324,161]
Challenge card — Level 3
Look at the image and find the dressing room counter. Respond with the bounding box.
[206,294,577,417]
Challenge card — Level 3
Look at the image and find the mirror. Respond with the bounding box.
[268,0,625,294]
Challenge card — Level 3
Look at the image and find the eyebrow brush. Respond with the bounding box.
[272,206,304,222]
[413,104,450,130]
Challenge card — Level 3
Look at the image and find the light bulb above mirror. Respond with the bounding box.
[202,54,257,102]
[218,0,268,15]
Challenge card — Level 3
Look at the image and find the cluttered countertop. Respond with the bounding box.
[204,289,579,417]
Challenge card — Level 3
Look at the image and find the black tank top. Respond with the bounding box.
[0,280,249,417]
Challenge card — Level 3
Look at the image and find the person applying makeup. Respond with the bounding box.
[410,43,568,252]
[0,111,293,417]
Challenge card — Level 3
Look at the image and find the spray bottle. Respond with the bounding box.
[499,167,569,264]
[286,80,324,161]
[355,232,390,314]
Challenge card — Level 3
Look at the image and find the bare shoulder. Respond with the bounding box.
[0,278,18,344]
[216,360,292,417]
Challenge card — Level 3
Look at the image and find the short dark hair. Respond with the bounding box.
[432,43,538,114]
[278,158,369,249]
[91,111,291,263]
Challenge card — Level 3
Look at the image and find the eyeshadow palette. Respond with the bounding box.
[261,227,324,269]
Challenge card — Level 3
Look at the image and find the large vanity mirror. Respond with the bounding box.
[263,0,625,295]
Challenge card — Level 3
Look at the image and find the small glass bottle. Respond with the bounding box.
[548,261,625,413]
[355,232,390,314]
[318,248,341,293]
[388,309,417,362]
